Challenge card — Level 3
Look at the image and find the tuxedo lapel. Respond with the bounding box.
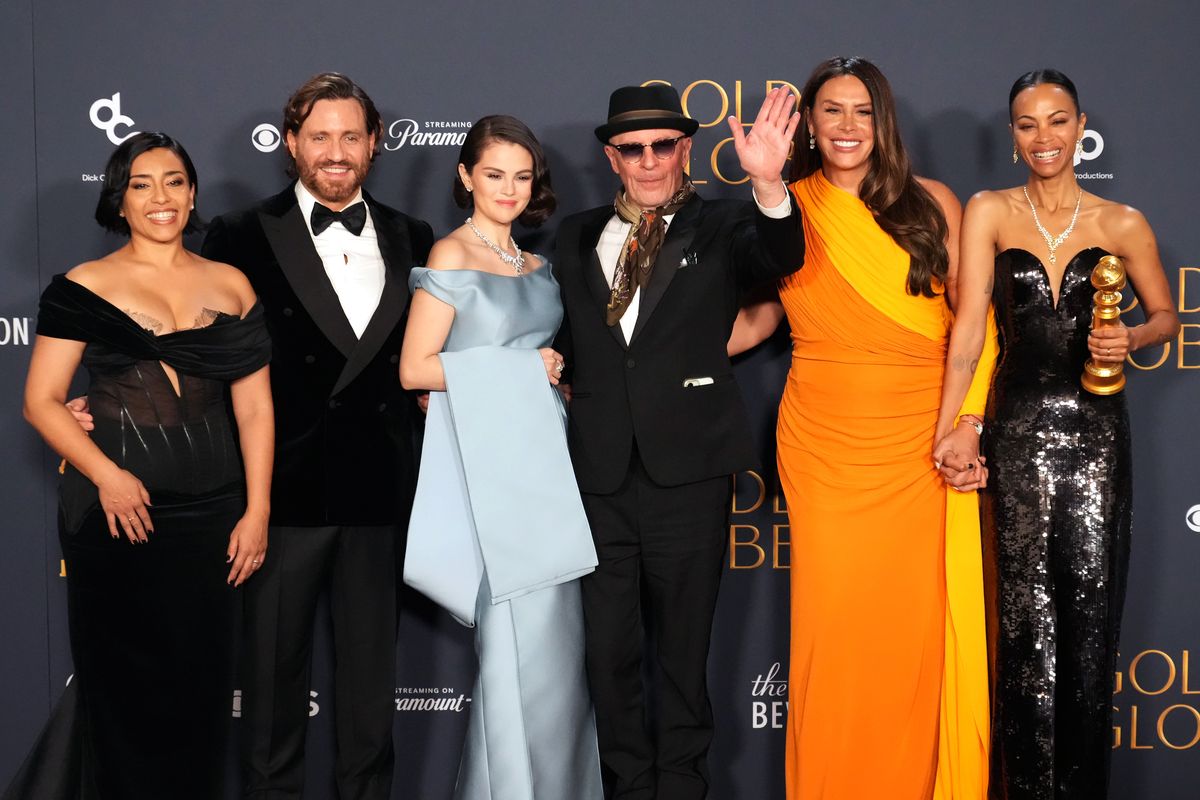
[331,196,413,396]
[578,209,628,350]
[630,195,701,343]
[258,197,358,358]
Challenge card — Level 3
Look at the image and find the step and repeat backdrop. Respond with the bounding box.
[1,1,1196,797]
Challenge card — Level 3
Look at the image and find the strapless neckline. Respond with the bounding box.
[996,247,1110,311]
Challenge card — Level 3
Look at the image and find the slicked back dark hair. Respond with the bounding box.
[790,56,948,298]
[95,131,204,236]
[1008,69,1081,119]
[453,115,556,228]
[282,72,384,177]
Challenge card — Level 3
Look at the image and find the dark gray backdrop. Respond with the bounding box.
[2,1,1196,797]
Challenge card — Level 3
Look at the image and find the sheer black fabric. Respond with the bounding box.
[3,274,271,800]
[37,274,270,533]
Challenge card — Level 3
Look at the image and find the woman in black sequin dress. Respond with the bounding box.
[933,71,1179,799]
[8,133,273,800]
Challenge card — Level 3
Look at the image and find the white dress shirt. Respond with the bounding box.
[294,181,385,339]
[595,189,791,343]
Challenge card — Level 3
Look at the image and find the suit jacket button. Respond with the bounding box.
[378,403,387,412]
[282,306,294,317]
[304,354,316,364]
[329,399,340,410]
[626,358,636,369]
[389,354,399,364]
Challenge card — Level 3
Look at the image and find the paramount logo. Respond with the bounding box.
[394,686,471,712]
[384,119,471,150]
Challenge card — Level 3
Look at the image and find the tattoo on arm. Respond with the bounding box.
[951,355,980,373]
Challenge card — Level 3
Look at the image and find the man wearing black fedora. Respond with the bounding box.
[553,84,804,799]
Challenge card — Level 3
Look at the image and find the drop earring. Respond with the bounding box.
[808,134,815,151]
[1074,138,1083,162]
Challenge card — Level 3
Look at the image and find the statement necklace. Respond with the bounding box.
[466,217,525,275]
[1023,186,1083,266]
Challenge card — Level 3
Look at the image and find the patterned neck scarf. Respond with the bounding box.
[606,179,695,326]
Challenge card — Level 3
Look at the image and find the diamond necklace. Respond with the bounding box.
[465,217,525,275]
[1023,186,1082,266]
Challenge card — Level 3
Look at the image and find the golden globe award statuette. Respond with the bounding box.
[1081,254,1127,395]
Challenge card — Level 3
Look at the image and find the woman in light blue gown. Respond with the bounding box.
[399,115,603,800]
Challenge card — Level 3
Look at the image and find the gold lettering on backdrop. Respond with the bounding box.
[680,80,734,128]
[732,470,766,514]
[1126,342,1170,370]
[1129,705,1154,749]
[639,79,801,187]
[773,524,791,569]
[1130,650,1176,696]
[730,525,765,569]
[1158,705,1200,750]
[711,135,749,185]
[1112,650,1200,750]
[1180,267,1200,313]
[1184,651,1200,695]
[1177,323,1200,368]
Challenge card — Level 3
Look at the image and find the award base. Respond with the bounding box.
[1081,361,1126,395]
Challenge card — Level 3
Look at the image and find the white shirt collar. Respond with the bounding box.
[294,181,366,236]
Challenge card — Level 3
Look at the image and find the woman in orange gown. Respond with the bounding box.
[777,57,995,799]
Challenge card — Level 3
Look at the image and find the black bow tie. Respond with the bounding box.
[310,201,367,236]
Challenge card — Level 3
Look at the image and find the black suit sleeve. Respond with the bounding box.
[200,215,232,264]
[731,193,805,288]
[409,218,435,265]
[551,223,575,383]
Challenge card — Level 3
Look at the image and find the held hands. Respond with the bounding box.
[539,347,565,386]
[728,86,800,205]
[1088,321,1131,363]
[96,466,153,543]
[933,423,988,492]
[226,511,268,587]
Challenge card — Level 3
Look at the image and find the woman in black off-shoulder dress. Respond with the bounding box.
[933,71,1179,799]
[6,132,273,800]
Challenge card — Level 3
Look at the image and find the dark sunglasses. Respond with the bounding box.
[609,136,684,163]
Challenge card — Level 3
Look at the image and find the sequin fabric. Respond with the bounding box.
[982,247,1131,799]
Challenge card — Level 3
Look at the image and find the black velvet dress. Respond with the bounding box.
[4,275,270,800]
[982,248,1132,800]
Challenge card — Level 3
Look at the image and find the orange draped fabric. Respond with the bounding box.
[779,172,993,799]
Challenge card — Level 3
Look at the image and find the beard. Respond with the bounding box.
[294,154,370,207]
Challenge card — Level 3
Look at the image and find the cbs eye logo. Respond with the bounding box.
[1074,129,1104,167]
[251,123,282,153]
[1186,504,1200,533]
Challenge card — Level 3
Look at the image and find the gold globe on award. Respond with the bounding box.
[1081,254,1127,395]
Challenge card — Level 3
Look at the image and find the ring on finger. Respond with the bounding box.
[554,361,564,374]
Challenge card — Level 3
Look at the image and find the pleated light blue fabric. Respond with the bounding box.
[403,265,603,800]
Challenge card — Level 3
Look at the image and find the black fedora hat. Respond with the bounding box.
[594,85,700,143]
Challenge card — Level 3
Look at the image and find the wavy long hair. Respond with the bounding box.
[790,57,948,298]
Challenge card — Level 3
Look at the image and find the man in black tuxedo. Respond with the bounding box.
[553,85,803,799]
[201,73,433,800]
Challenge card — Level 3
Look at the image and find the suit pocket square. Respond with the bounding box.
[679,251,698,269]
[682,377,715,387]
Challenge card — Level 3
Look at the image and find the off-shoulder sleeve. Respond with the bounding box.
[408,267,461,309]
[35,275,99,342]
